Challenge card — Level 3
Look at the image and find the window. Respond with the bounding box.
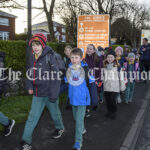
[62,28,66,33]
[0,18,9,26]
[0,31,9,40]
[61,35,66,42]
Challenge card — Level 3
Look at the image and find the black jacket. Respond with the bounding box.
[26,46,61,102]
[139,44,150,61]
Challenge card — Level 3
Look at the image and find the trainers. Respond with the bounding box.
[65,105,72,110]
[52,128,65,139]
[85,109,91,118]
[129,99,132,103]
[4,120,15,136]
[16,141,32,150]
[83,129,86,135]
[73,142,81,150]
[92,106,98,111]
[117,97,122,103]
[124,101,128,105]
[99,99,103,104]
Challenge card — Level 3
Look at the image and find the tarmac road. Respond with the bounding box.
[0,82,149,150]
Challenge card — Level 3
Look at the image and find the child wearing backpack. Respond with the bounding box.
[17,33,65,150]
[0,112,15,136]
[123,53,139,104]
[84,44,103,111]
[103,51,126,120]
[115,46,126,103]
[65,48,93,150]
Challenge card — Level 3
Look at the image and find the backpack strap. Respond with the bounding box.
[45,52,52,69]
[83,66,89,87]
[135,62,139,71]
[64,57,67,65]
[124,62,128,70]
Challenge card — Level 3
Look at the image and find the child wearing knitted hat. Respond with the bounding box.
[115,46,126,68]
[115,46,126,104]
[103,50,126,120]
[17,33,65,150]
[123,52,140,104]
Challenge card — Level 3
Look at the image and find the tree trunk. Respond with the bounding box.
[26,0,32,70]
[47,18,56,42]
[43,0,56,42]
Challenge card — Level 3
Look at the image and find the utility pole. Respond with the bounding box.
[27,0,32,42]
[26,0,32,69]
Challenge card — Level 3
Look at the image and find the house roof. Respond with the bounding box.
[0,10,17,18]
[32,29,49,33]
[32,21,65,28]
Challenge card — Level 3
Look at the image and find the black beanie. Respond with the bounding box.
[106,50,116,57]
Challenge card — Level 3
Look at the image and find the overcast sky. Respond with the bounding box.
[1,0,150,33]
[1,0,62,33]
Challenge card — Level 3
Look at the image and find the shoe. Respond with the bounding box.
[73,142,81,150]
[129,99,132,103]
[100,99,103,103]
[124,101,128,105]
[117,97,122,103]
[85,109,91,118]
[52,128,65,139]
[16,141,32,150]
[92,106,98,111]
[83,129,86,135]
[4,120,15,136]
[65,105,72,110]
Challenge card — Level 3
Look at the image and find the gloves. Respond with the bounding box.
[95,81,102,87]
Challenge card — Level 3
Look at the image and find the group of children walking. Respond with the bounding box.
[0,33,141,150]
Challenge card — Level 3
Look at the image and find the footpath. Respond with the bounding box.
[0,82,150,150]
[135,88,150,150]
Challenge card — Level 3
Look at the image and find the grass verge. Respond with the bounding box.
[0,93,67,131]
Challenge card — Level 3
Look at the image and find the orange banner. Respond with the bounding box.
[77,15,109,56]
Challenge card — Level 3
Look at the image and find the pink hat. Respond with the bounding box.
[115,46,123,54]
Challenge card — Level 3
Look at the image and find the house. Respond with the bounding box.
[0,10,17,40]
[25,21,67,42]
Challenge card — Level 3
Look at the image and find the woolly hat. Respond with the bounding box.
[97,46,104,51]
[128,52,135,58]
[115,46,123,54]
[106,50,116,57]
[29,33,47,48]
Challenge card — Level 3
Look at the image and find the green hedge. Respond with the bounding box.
[0,40,130,72]
[0,40,26,72]
[112,45,131,51]
[0,41,76,72]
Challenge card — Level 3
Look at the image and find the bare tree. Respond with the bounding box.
[84,0,126,45]
[24,0,56,42]
[56,0,91,42]
[119,1,150,47]
[42,0,56,42]
[0,0,25,9]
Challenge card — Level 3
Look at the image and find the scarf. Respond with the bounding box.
[106,63,114,70]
